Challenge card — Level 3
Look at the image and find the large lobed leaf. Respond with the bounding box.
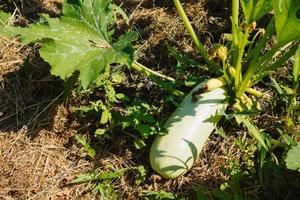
[0,0,137,88]
[285,143,300,172]
[272,0,300,45]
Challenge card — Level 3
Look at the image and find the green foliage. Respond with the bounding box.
[92,183,118,200]
[273,0,300,44]
[75,94,161,148]
[240,0,273,24]
[0,10,11,27]
[285,143,300,172]
[71,167,127,199]
[1,0,300,198]
[74,134,96,159]
[133,165,147,186]
[71,168,127,184]
[236,116,269,151]
[292,44,300,89]
[0,0,137,89]
[119,100,160,138]
[142,190,176,200]
[234,136,256,172]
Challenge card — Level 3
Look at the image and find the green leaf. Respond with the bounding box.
[236,116,269,151]
[0,11,12,27]
[115,93,129,101]
[273,0,300,44]
[0,0,137,89]
[134,139,146,149]
[133,165,147,186]
[92,183,116,200]
[105,84,116,102]
[292,44,300,89]
[136,123,153,137]
[70,171,99,184]
[143,190,176,200]
[97,168,127,180]
[241,0,273,24]
[62,0,115,42]
[285,143,300,172]
[74,134,96,159]
[101,109,111,124]
[95,128,106,136]
[71,168,127,184]
[111,74,125,83]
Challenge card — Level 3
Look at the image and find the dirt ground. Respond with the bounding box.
[0,0,285,199]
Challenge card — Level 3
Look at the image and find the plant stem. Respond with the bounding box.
[232,0,239,30]
[286,95,296,121]
[173,0,220,73]
[228,66,269,98]
[245,88,270,99]
[231,0,249,92]
[234,28,249,91]
[131,61,176,82]
[222,59,229,82]
[131,61,184,97]
[236,44,281,98]
[231,0,239,47]
[286,44,300,123]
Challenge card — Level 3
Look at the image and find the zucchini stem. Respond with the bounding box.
[173,0,220,73]
[234,26,250,94]
[228,66,270,99]
[131,61,176,82]
[131,61,184,97]
[245,88,270,99]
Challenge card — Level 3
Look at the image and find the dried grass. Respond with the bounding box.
[0,127,94,200]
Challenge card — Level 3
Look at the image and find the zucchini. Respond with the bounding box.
[150,81,228,179]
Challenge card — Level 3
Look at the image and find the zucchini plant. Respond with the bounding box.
[0,0,178,147]
[150,0,300,179]
[0,0,299,181]
[0,0,173,90]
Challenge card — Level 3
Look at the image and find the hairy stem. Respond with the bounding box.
[131,61,176,82]
[173,0,220,73]
[234,28,249,91]
[131,61,184,97]
[228,66,269,99]
[245,88,270,99]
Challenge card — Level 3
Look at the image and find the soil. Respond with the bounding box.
[0,0,298,200]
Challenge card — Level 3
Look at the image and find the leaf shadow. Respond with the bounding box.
[0,53,65,138]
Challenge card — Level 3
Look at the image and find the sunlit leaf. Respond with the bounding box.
[74,134,96,159]
[134,139,146,149]
[285,143,300,172]
[292,44,300,88]
[95,128,106,136]
[0,11,12,27]
[0,0,137,89]
[101,109,111,124]
[70,171,98,184]
[71,168,127,184]
[241,0,273,24]
[273,0,300,44]
[236,116,269,151]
